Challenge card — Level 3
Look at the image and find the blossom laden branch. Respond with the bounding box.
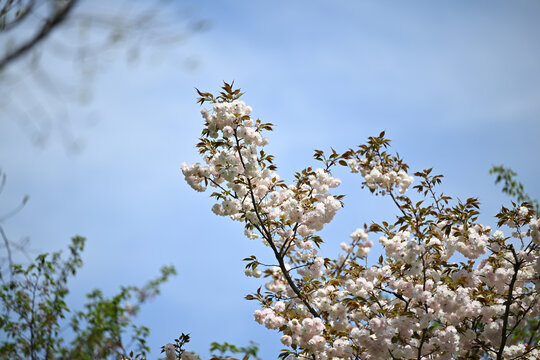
[181,83,540,360]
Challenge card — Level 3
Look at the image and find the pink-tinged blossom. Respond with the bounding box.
[281,335,293,347]
[350,228,368,242]
[519,206,529,217]
[183,87,539,360]
[180,351,198,360]
[164,344,177,360]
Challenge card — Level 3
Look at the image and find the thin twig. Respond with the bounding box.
[0,225,14,278]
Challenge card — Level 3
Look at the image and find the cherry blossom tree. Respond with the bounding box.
[178,83,539,360]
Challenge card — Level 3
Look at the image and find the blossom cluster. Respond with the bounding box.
[182,84,539,360]
[349,160,414,194]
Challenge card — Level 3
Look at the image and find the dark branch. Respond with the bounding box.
[0,0,79,71]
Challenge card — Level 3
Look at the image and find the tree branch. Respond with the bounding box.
[0,0,79,71]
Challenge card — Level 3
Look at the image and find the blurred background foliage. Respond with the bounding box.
[1,0,208,152]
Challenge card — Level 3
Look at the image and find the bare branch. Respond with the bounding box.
[0,0,79,71]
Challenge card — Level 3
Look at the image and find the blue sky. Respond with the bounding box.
[1,1,540,358]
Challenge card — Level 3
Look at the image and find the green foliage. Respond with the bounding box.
[0,236,176,360]
[490,165,539,212]
[209,341,260,360]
